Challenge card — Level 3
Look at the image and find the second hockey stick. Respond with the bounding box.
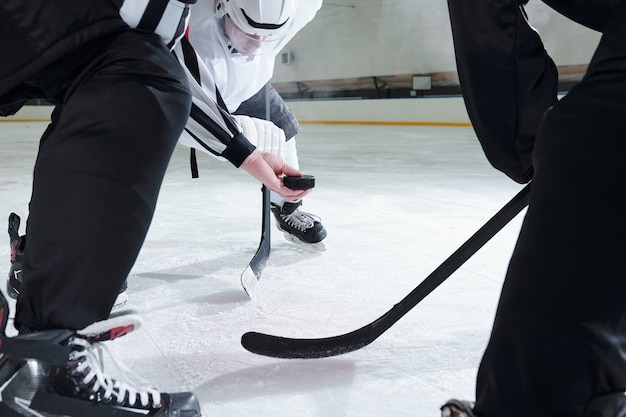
[240,185,271,296]
[241,85,273,296]
[241,183,531,358]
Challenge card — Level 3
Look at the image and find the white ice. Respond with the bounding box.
[0,121,526,416]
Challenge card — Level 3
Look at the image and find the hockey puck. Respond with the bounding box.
[283,175,315,190]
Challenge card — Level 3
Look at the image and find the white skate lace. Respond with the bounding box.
[281,209,320,232]
[69,336,162,408]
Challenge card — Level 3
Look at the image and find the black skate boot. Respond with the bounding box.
[7,212,24,299]
[7,213,129,312]
[0,290,202,417]
[441,399,476,417]
[271,201,327,251]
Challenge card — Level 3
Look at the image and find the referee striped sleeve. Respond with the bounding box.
[119,0,196,48]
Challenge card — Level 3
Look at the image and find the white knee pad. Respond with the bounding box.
[284,137,299,170]
[234,115,286,159]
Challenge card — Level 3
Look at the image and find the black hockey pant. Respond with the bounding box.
[448,0,626,416]
[14,31,191,332]
[234,83,301,140]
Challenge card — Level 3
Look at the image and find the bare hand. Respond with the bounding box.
[240,150,312,201]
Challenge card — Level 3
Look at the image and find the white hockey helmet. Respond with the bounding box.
[216,0,298,37]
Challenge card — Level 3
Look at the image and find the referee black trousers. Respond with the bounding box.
[15,31,191,332]
[450,1,626,416]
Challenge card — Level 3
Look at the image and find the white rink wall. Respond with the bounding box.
[286,97,470,126]
[6,96,471,126]
[5,105,53,122]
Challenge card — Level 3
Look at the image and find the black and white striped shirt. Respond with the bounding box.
[116,0,196,49]
[173,37,256,168]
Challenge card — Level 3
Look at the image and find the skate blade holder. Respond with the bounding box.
[283,175,315,190]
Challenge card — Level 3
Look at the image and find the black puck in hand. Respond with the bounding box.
[283,175,315,190]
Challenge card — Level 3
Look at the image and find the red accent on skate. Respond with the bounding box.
[110,324,134,341]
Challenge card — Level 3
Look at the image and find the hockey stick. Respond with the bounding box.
[241,183,532,358]
[240,84,274,296]
[240,185,271,296]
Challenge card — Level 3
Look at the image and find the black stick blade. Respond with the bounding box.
[241,326,376,359]
[241,311,397,359]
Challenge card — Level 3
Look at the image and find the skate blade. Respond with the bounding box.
[283,232,327,252]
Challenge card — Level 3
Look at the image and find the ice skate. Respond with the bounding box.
[0,290,202,417]
[7,212,24,300]
[271,201,327,251]
[441,399,476,417]
[7,213,129,312]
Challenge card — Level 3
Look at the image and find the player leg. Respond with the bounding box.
[7,212,128,312]
[2,31,200,416]
[15,31,191,332]
[236,84,327,249]
[446,0,559,183]
[470,2,626,416]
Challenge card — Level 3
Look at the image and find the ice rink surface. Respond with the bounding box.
[0,121,526,416]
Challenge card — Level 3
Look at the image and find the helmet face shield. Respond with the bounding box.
[224,15,268,55]
[217,0,297,55]
[223,14,292,55]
